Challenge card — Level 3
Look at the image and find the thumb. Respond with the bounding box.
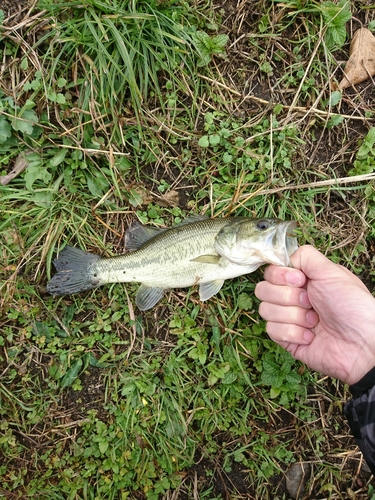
[290,245,337,281]
[291,245,370,293]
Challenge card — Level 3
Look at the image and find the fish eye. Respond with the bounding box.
[256,220,270,231]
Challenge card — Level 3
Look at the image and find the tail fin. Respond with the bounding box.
[47,246,102,296]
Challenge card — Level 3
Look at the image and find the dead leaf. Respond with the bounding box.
[126,184,153,207]
[339,28,375,89]
[0,152,30,185]
[158,189,180,207]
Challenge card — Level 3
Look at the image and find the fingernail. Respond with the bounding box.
[306,309,318,326]
[286,271,303,287]
[299,290,311,307]
[303,330,315,343]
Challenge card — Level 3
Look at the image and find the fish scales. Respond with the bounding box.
[93,217,238,288]
[47,216,298,310]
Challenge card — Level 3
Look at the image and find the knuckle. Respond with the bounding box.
[254,281,265,299]
[265,321,276,337]
[283,287,296,305]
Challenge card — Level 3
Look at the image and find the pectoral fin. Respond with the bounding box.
[199,280,224,301]
[190,254,221,264]
[136,284,165,310]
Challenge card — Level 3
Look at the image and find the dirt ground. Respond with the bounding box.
[0,0,31,24]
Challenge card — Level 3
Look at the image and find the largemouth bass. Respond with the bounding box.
[47,215,298,310]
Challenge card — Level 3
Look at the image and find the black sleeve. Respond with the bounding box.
[344,366,375,474]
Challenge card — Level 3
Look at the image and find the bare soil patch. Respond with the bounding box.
[0,0,31,24]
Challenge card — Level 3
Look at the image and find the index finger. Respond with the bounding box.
[263,265,307,287]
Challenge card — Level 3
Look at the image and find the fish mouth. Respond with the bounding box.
[270,220,298,266]
[285,220,299,256]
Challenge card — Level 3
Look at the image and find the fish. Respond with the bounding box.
[46,215,298,310]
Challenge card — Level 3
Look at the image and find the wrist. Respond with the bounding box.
[349,366,375,398]
[345,348,375,386]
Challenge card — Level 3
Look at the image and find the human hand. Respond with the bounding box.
[255,245,375,385]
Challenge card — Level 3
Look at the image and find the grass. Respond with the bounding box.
[1,0,375,498]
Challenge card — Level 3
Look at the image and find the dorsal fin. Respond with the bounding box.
[174,215,208,227]
[125,222,167,251]
[125,215,208,251]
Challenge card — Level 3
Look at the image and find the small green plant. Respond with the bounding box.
[192,31,229,66]
[196,109,300,214]
[0,92,42,149]
[260,61,273,75]
[260,348,306,404]
[274,0,351,50]
[368,484,375,500]
[320,0,352,50]
[348,127,375,176]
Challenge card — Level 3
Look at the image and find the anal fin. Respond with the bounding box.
[136,284,165,310]
[199,280,224,301]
